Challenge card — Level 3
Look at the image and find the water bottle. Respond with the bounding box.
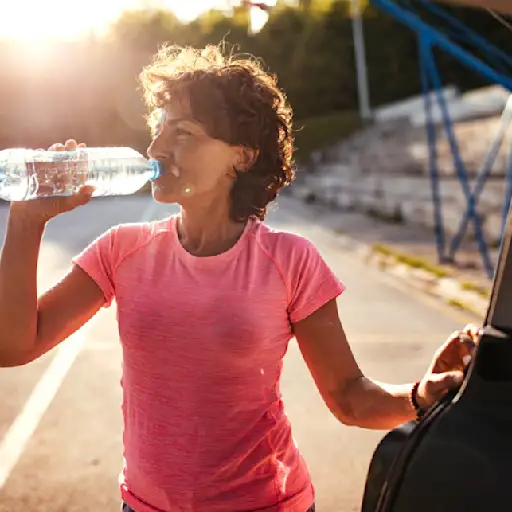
[0,147,162,201]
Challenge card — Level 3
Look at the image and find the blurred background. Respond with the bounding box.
[0,0,510,161]
[1,2,512,511]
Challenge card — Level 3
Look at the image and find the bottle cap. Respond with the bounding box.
[149,160,163,181]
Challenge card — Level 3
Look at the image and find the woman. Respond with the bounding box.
[0,45,478,512]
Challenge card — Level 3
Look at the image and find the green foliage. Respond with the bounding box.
[0,1,510,162]
[294,111,362,160]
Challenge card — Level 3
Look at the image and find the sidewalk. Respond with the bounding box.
[282,187,495,319]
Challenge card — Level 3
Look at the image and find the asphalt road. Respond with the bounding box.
[0,194,473,512]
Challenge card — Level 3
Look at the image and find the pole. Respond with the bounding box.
[351,0,372,121]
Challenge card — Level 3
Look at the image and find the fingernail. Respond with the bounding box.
[463,355,472,367]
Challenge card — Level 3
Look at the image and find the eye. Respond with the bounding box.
[176,127,192,137]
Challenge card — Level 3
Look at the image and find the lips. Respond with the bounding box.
[152,163,181,191]
[155,163,180,180]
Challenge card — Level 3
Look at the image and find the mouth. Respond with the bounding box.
[160,162,180,178]
[152,164,182,191]
[154,164,180,182]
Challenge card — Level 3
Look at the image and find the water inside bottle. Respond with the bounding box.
[30,151,89,197]
[0,149,89,201]
[0,148,159,200]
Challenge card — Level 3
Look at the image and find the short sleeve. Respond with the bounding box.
[286,236,345,324]
[71,227,118,307]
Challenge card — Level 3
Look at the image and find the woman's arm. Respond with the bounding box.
[0,209,105,367]
[293,299,416,429]
[293,299,473,430]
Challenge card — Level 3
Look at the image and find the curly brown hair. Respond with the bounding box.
[139,44,295,222]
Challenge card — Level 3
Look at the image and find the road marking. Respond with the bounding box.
[0,327,89,488]
[0,198,161,489]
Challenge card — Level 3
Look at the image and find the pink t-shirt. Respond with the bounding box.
[73,215,344,512]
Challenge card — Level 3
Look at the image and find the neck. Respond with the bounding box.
[177,203,247,257]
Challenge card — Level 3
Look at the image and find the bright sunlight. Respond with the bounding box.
[0,0,231,41]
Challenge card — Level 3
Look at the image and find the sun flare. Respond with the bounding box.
[0,0,232,42]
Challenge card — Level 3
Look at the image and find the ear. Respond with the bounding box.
[235,146,259,173]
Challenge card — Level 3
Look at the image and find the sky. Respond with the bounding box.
[0,0,236,41]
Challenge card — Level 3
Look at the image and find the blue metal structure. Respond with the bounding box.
[370,0,512,277]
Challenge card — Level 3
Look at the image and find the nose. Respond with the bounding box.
[147,138,158,160]
[147,132,174,161]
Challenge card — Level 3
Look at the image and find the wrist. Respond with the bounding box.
[8,205,49,231]
[409,381,429,418]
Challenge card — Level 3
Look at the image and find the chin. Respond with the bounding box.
[151,182,180,204]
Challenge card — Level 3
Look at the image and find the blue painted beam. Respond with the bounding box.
[370,0,511,277]
[371,0,512,91]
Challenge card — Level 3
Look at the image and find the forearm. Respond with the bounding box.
[0,210,45,363]
[337,376,417,430]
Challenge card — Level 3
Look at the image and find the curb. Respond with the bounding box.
[365,249,488,318]
[342,231,488,318]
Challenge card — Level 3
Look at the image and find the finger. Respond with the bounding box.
[441,370,464,389]
[432,331,474,374]
[78,185,95,197]
[446,329,464,343]
[444,330,477,355]
[457,334,476,368]
[64,187,94,208]
[64,139,78,151]
[77,142,87,148]
[428,370,464,398]
[447,333,475,367]
[438,330,465,356]
[458,333,476,354]
[463,324,481,342]
[48,143,65,151]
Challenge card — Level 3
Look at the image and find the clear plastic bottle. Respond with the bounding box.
[0,147,162,201]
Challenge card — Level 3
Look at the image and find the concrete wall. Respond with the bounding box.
[295,165,507,244]
[296,89,511,245]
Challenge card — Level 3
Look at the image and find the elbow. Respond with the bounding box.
[325,377,366,427]
[326,392,359,427]
[331,404,359,427]
[0,348,35,367]
[0,360,26,368]
[0,331,40,367]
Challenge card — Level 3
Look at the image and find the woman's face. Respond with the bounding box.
[147,100,239,205]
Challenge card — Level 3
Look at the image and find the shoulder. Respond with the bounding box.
[251,221,327,280]
[85,216,173,267]
[253,221,319,260]
[252,223,344,322]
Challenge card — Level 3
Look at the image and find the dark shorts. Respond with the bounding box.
[122,503,316,512]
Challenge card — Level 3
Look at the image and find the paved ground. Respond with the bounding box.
[290,186,496,292]
[0,194,472,512]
